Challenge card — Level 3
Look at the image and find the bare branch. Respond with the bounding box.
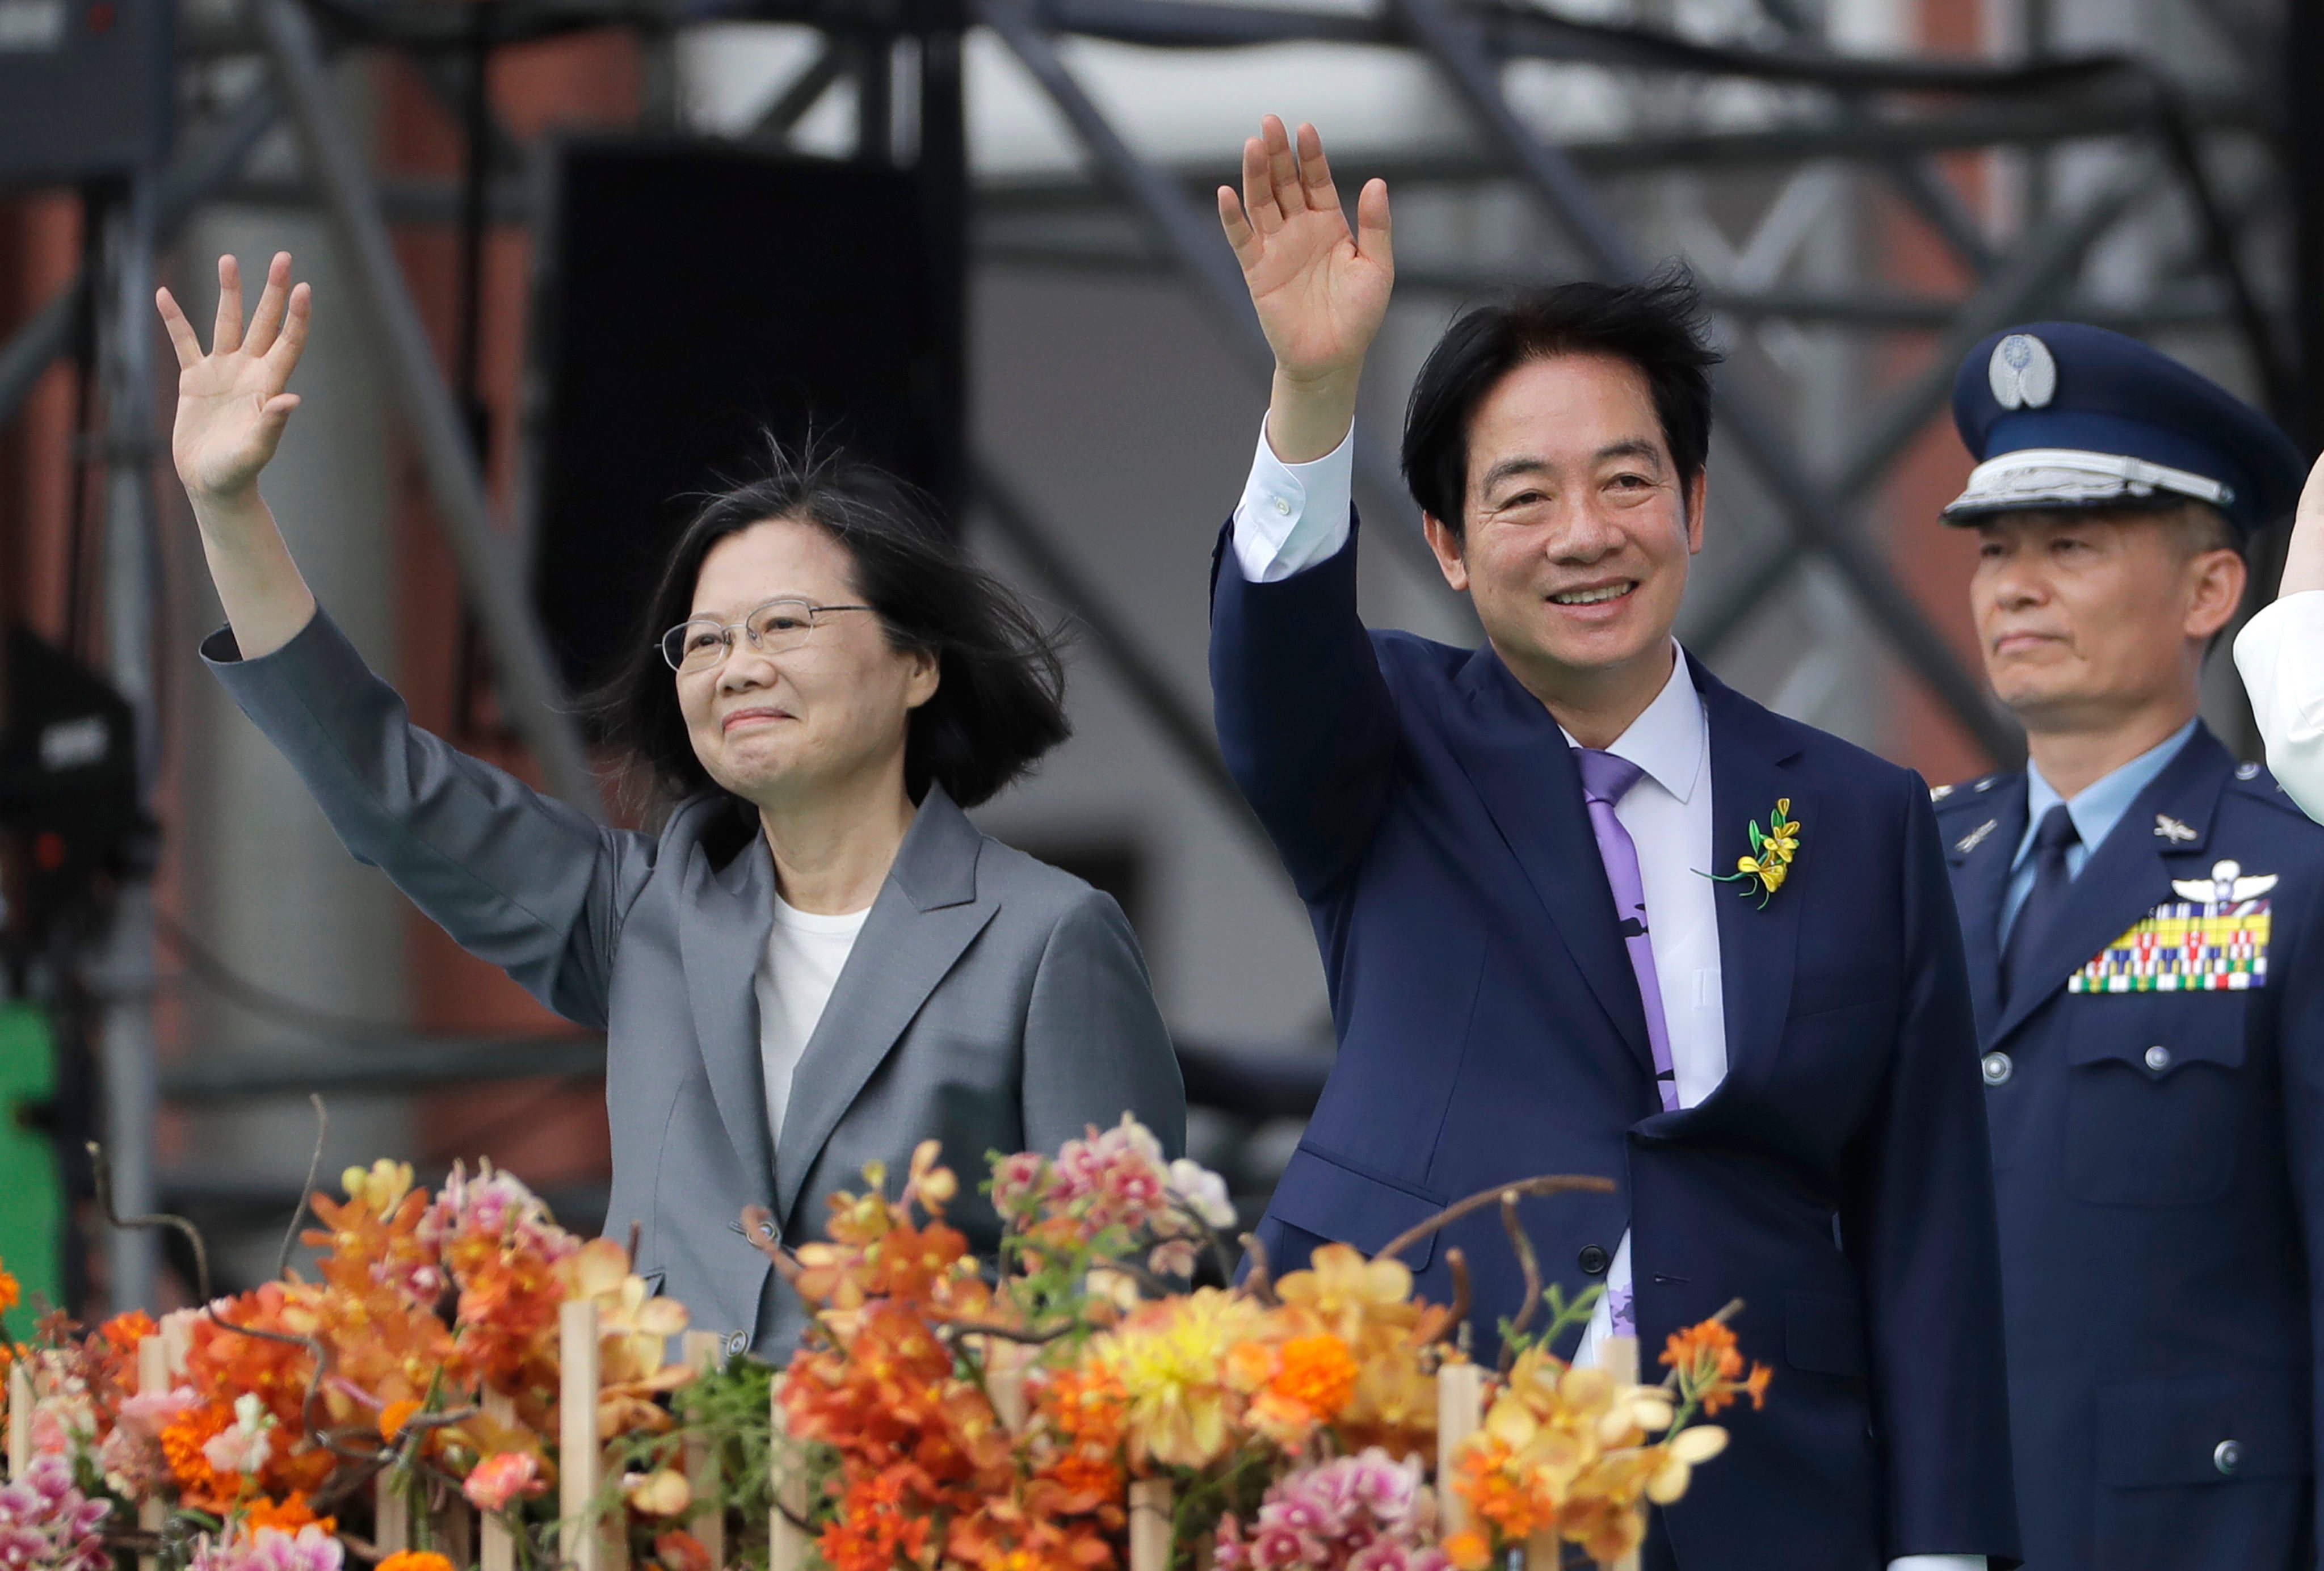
[1237,1232,1279,1307]
[88,1140,212,1303]
[1498,1192,1544,1372]
[275,1094,330,1281]
[1368,1173,1615,1267]
[1439,1247,1471,1343]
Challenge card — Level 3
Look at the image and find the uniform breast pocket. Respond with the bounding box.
[2064,993,2250,1207]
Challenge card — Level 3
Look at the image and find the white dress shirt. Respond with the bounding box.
[2235,590,2324,825]
[1232,423,1983,1571]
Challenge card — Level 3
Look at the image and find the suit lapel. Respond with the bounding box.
[1692,666,1805,1110]
[1944,775,2028,1045]
[1991,729,2228,1045]
[1447,648,1656,1083]
[678,818,779,1211]
[774,788,997,1227]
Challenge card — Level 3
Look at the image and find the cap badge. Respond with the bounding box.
[1989,333,2058,411]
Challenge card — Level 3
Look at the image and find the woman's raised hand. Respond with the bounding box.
[1217,117,1392,461]
[157,252,311,505]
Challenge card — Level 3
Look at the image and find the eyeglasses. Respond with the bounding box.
[659,598,873,673]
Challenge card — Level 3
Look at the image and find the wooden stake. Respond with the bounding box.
[769,1370,810,1571]
[137,1336,169,1571]
[1598,1336,1644,1571]
[431,1493,473,1569]
[560,1299,606,1571]
[374,1471,411,1555]
[1128,1477,1172,1571]
[1435,1361,1485,1540]
[981,1335,1028,1434]
[6,1360,31,1477]
[478,1391,519,1571]
[680,1330,727,1570]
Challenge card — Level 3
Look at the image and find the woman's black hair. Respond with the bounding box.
[1400,268,1723,536]
[589,438,1069,810]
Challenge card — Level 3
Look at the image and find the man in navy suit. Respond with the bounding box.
[1208,117,2016,1570]
[1932,322,2321,1569]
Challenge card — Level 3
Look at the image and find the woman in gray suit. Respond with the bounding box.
[156,253,1184,1356]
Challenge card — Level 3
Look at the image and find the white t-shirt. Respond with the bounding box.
[753,892,871,1148]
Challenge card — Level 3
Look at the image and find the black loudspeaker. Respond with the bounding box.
[527,138,964,693]
[0,0,170,184]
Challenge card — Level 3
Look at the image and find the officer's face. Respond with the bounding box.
[1970,510,2244,730]
[1426,352,1705,697]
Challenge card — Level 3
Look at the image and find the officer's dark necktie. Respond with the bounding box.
[2002,804,2081,1007]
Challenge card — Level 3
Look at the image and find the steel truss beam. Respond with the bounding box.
[970,456,1274,854]
[256,0,606,818]
[979,0,1465,614]
[1688,167,2155,657]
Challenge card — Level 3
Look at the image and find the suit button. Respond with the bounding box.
[725,1330,749,1358]
[1981,1052,2013,1086]
[2214,1439,2244,1475]
[1578,1245,1610,1275]
[2145,1044,2174,1073]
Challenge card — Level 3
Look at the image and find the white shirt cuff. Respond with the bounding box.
[2234,591,2324,823]
[1888,1559,1986,1571]
[1228,418,1356,582]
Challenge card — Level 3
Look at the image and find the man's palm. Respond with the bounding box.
[1220,118,1393,385]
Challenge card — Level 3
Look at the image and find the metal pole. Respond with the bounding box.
[1387,0,2021,763]
[94,171,163,1313]
[970,456,1272,855]
[977,0,1465,619]
[255,0,604,819]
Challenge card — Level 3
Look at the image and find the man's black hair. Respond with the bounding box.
[1400,268,1722,536]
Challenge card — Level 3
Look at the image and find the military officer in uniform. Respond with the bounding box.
[1934,321,2317,1570]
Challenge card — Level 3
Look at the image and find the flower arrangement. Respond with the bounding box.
[763,1116,1768,1571]
[1,1157,696,1569]
[1,1119,1768,1571]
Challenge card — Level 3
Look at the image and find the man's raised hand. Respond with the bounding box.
[1218,117,1392,463]
[157,251,311,505]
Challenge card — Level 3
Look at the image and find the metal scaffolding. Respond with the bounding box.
[0,0,2301,1299]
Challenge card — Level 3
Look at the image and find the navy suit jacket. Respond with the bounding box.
[1211,518,2019,1568]
[1940,728,2324,1571]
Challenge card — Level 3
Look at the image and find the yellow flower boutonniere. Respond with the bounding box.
[1708,798,1801,909]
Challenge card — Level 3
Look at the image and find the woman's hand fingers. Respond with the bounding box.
[242,251,295,357]
[263,282,313,382]
[211,253,245,356]
[156,287,203,369]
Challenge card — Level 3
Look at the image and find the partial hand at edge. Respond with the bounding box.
[2279,448,2324,597]
[1216,116,1393,466]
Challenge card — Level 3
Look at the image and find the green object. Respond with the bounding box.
[0,1002,64,1336]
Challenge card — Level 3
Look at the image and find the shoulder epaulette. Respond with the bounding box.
[1931,774,2003,808]
[2225,758,2317,820]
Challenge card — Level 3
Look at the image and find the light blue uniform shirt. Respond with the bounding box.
[2001,719,2200,941]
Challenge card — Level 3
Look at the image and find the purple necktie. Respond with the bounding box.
[1574,749,1682,1115]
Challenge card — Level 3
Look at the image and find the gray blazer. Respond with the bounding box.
[204,611,1185,1356]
